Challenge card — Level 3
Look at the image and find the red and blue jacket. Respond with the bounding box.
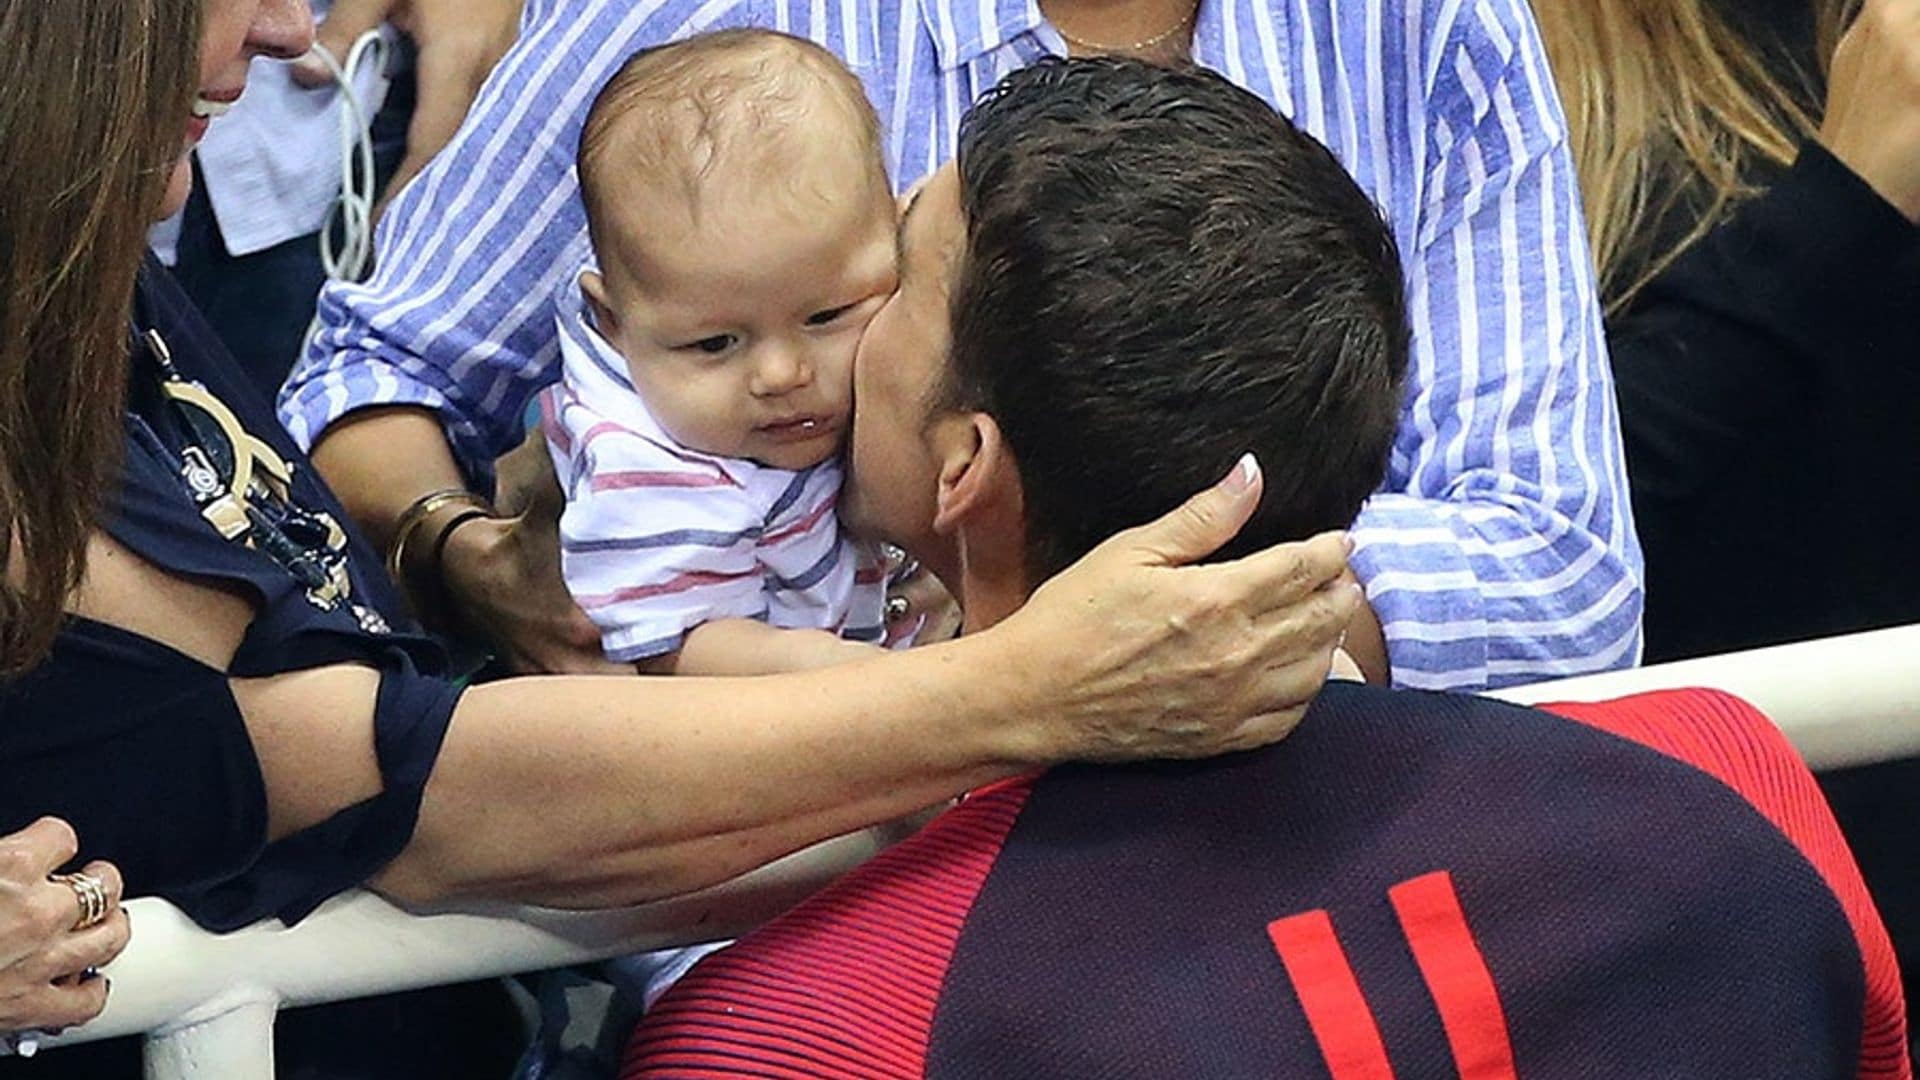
[628,684,1909,1078]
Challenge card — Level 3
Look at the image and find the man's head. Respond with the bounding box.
[575,30,897,470]
[848,57,1408,614]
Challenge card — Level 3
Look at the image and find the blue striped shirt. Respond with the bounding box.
[284,0,1644,690]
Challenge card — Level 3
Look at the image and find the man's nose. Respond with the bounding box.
[251,0,318,62]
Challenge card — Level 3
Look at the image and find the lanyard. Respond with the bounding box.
[134,328,389,634]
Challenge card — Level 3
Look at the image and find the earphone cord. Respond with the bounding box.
[308,28,391,284]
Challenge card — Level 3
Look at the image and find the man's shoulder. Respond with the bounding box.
[923,686,1881,1076]
[1533,687,1805,802]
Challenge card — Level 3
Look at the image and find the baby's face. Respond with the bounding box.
[590,181,898,472]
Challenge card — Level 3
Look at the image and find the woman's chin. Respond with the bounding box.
[156,155,194,222]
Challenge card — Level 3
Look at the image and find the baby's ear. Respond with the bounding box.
[580,270,618,333]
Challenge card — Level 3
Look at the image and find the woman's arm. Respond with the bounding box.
[90,468,1361,911]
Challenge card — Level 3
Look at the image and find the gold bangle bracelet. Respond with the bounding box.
[385,488,492,589]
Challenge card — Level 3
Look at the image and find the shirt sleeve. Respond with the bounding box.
[0,621,460,934]
[169,643,463,932]
[1351,0,1643,691]
[552,405,772,662]
[279,0,762,480]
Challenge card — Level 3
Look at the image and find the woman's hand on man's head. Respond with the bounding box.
[983,454,1363,765]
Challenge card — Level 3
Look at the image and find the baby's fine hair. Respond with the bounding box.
[578,29,886,254]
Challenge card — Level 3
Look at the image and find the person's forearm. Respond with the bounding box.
[310,406,473,554]
[378,634,1038,908]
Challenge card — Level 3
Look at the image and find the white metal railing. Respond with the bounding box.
[1491,623,1920,771]
[36,623,1920,1078]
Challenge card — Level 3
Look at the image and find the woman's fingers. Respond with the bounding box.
[0,819,79,886]
[0,826,125,1035]
[75,862,123,912]
[1000,465,1371,765]
[0,820,84,965]
[31,910,130,986]
[1150,646,1343,760]
[1098,453,1263,568]
[0,976,111,1034]
[1150,567,1359,758]
[1248,566,1364,644]
[1220,530,1356,615]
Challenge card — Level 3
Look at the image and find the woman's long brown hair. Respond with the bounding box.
[1533,0,1860,314]
[0,0,200,674]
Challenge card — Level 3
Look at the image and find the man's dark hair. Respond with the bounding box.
[948,57,1409,578]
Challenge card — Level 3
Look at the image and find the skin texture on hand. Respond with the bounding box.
[1821,0,1920,222]
[979,456,1362,765]
[0,819,130,1035]
[442,429,624,674]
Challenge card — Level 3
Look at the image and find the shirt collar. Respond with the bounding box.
[918,0,1051,69]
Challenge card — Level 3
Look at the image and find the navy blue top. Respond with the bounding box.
[0,262,461,932]
[630,685,1909,1078]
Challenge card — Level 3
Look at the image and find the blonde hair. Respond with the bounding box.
[0,0,200,673]
[1534,0,1858,313]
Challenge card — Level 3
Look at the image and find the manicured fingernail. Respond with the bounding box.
[1343,533,1357,555]
[1223,453,1259,493]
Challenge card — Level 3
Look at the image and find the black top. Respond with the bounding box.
[0,261,461,932]
[1614,0,1920,662]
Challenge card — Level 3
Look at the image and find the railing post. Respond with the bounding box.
[142,993,279,1080]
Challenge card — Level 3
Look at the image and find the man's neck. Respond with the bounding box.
[955,580,1024,637]
[952,541,1033,637]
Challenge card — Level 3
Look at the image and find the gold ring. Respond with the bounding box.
[48,872,110,932]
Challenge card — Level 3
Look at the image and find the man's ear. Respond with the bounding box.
[580,270,618,334]
[931,412,1019,537]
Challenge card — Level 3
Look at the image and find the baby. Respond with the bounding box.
[540,29,900,675]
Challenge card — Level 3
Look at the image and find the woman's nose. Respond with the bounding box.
[251,0,318,62]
